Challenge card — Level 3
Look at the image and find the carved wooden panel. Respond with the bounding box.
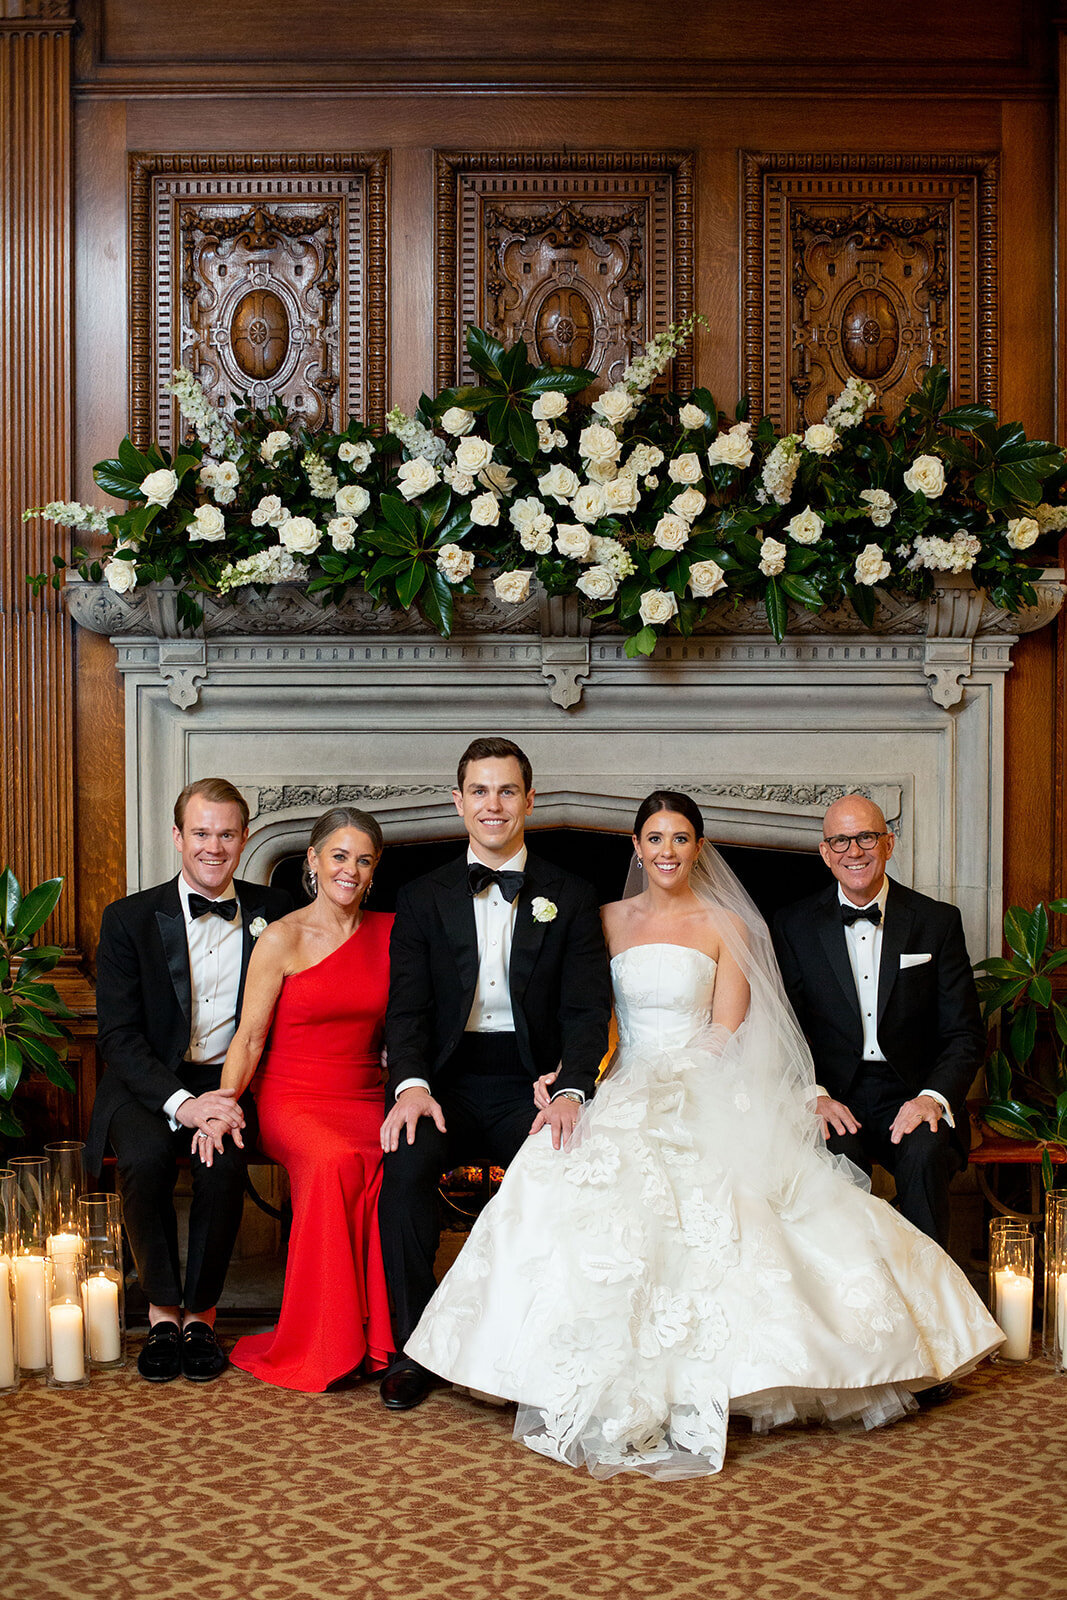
[435,152,694,393]
[129,153,388,449]
[742,154,999,429]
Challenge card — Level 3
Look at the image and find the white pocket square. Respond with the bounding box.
[899,953,932,968]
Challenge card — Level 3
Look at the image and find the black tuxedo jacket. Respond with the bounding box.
[773,879,984,1141]
[384,852,612,1102]
[86,875,292,1174]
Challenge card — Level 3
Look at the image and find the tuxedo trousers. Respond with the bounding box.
[380,1033,537,1354]
[825,1059,962,1248]
[109,1074,258,1313]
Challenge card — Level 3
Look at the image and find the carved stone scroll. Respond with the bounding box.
[129,152,389,449]
[435,152,694,393]
[741,154,998,429]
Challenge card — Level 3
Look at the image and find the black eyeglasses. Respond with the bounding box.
[822,831,889,854]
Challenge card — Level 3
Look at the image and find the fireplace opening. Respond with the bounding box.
[268,828,828,926]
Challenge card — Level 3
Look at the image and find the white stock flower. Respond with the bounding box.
[688,559,727,598]
[278,515,321,555]
[603,474,641,515]
[104,553,137,593]
[454,435,494,475]
[706,430,753,470]
[469,492,501,527]
[555,523,594,561]
[441,406,476,436]
[802,422,838,457]
[859,488,896,528]
[576,564,619,601]
[590,534,635,578]
[259,430,291,464]
[328,515,357,551]
[334,484,370,518]
[571,483,607,525]
[579,423,622,466]
[761,435,800,505]
[532,391,568,421]
[493,569,533,604]
[538,464,581,503]
[671,487,706,523]
[668,452,703,485]
[189,503,226,542]
[910,531,980,572]
[591,385,635,426]
[437,544,475,583]
[653,514,690,552]
[217,544,308,594]
[854,543,891,586]
[758,536,787,577]
[638,589,679,626]
[785,506,824,545]
[140,468,178,507]
[1006,516,1040,550]
[903,454,946,498]
[338,439,373,471]
[679,402,708,430]
[397,457,439,500]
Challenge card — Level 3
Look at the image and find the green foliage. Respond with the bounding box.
[0,870,76,1141]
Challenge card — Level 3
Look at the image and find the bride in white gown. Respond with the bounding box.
[406,791,1003,1479]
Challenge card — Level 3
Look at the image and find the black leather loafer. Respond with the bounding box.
[380,1362,440,1411]
[181,1320,227,1382]
[137,1321,182,1382]
[917,1381,955,1408]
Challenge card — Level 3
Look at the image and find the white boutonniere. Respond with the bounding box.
[249,916,268,940]
[531,897,558,924]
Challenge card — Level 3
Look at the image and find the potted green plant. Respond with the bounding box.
[0,869,76,1141]
[975,898,1067,1188]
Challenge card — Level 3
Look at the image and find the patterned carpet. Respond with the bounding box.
[2,1350,1065,1600]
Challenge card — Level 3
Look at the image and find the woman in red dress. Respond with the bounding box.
[219,806,394,1391]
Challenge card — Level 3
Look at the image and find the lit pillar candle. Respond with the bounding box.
[48,1233,83,1299]
[14,1254,48,1370]
[0,1261,14,1389]
[995,1268,1033,1360]
[1056,1274,1067,1366]
[85,1274,121,1363]
[49,1301,85,1383]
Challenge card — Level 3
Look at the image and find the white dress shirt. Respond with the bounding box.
[162,874,243,1126]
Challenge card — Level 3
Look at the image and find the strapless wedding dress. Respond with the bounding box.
[406,944,1002,1479]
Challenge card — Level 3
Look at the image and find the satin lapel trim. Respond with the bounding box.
[877,887,913,1028]
[235,884,269,1014]
[433,863,479,1005]
[155,898,192,1027]
[508,861,551,1006]
[816,896,863,1025]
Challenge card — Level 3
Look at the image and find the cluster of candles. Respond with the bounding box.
[989,1191,1067,1371]
[1,1142,126,1393]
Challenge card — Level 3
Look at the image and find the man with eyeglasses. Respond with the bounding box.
[773,793,983,1251]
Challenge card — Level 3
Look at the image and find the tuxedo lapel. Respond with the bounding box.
[432,857,479,1005]
[877,882,914,1029]
[154,878,191,1029]
[235,879,271,1016]
[508,856,552,1008]
[815,890,863,1026]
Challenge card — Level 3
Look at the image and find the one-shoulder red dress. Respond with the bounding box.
[231,912,394,1390]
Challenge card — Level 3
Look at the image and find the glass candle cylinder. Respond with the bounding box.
[45,1143,86,1297]
[0,1170,18,1394]
[989,1219,1035,1362]
[1043,1189,1067,1373]
[46,1250,89,1389]
[10,1157,49,1373]
[77,1193,125,1369]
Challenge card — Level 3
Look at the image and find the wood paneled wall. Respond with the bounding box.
[6,0,1064,976]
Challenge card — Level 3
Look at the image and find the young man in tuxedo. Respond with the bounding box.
[88,778,291,1382]
[378,736,612,1410]
[773,793,984,1251]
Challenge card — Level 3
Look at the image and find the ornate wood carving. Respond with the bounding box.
[129,153,389,449]
[741,154,999,428]
[435,152,694,393]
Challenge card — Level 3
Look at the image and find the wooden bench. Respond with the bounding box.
[968,1113,1067,1221]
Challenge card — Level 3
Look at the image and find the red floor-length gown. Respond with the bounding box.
[231,912,394,1391]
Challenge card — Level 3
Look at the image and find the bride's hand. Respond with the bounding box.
[532,1070,559,1111]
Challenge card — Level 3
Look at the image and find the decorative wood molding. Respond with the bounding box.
[434,151,694,393]
[128,152,389,448]
[740,153,999,428]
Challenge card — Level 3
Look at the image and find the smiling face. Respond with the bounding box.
[173,795,249,898]
[819,794,894,906]
[633,809,703,891]
[453,756,535,864]
[308,827,379,911]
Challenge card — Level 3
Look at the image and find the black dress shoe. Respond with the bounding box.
[181,1320,227,1382]
[380,1362,440,1410]
[137,1321,182,1383]
[917,1380,955,1408]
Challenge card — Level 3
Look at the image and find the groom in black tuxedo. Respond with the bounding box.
[773,793,984,1250]
[379,736,612,1409]
[88,777,291,1382]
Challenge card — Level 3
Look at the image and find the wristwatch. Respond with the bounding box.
[554,1090,583,1105]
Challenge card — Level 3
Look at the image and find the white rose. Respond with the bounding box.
[334,484,370,518]
[653,514,690,552]
[555,523,593,561]
[469,492,501,528]
[259,430,291,463]
[688,559,727,598]
[579,423,621,465]
[443,465,476,495]
[531,391,568,421]
[638,588,679,626]
[538,464,581,503]
[397,457,439,500]
[454,435,494,475]
[493,569,533,604]
[519,529,553,555]
[140,468,178,507]
[571,483,607,525]
[104,553,137,593]
[584,459,619,485]
[859,487,896,528]
[338,440,373,471]
[251,494,283,528]
[672,487,706,523]
[479,461,516,495]
[758,536,788,577]
[854,542,891,586]
[189,503,226,542]
[328,515,357,551]
[531,896,558,923]
[603,474,641,515]
[213,461,240,489]
[803,423,838,457]
[509,496,544,535]
[536,419,557,453]
[785,505,824,545]
[278,515,321,555]
[198,460,220,487]
[903,453,947,498]
[679,402,708,430]
[249,917,268,940]
[437,544,475,583]
[576,564,619,602]
[591,385,635,426]
[213,486,236,506]
[668,452,703,485]
[441,406,476,436]
[1006,516,1040,550]
[706,431,753,469]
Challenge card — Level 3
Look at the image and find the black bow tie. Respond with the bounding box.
[467,864,524,903]
[841,903,881,927]
[188,893,239,922]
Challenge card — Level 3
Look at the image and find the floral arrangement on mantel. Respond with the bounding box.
[27,317,1067,656]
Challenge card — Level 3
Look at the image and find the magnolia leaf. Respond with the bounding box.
[465,326,506,382]
[1009,1002,1038,1066]
[117,436,154,481]
[524,367,595,397]
[780,573,824,611]
[940,404,997,433]
[498,338,534,389]
[1003,905,1034,964]
[985,1049,1012,1102]
[0,868,21,935]
[508,405,539,463]
[395,561,426,610]
[12,878,63,942]
[1028,973,1052,1009]
[974,955,1028,978]
[763,579,787,643]
[982,1100,1039,1140]
[418,567,455,638]
[0,1036,23,1099]
[378,494,418,542]
[1052,1001,1067,1052]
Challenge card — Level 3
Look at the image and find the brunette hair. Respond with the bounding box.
[633,790,705,841]
[302,806,384,896]
[456,737,533,794]
[173,778,250,832]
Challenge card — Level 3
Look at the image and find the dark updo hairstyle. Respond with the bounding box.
[633,790,705,842]
[303,805,384,896]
